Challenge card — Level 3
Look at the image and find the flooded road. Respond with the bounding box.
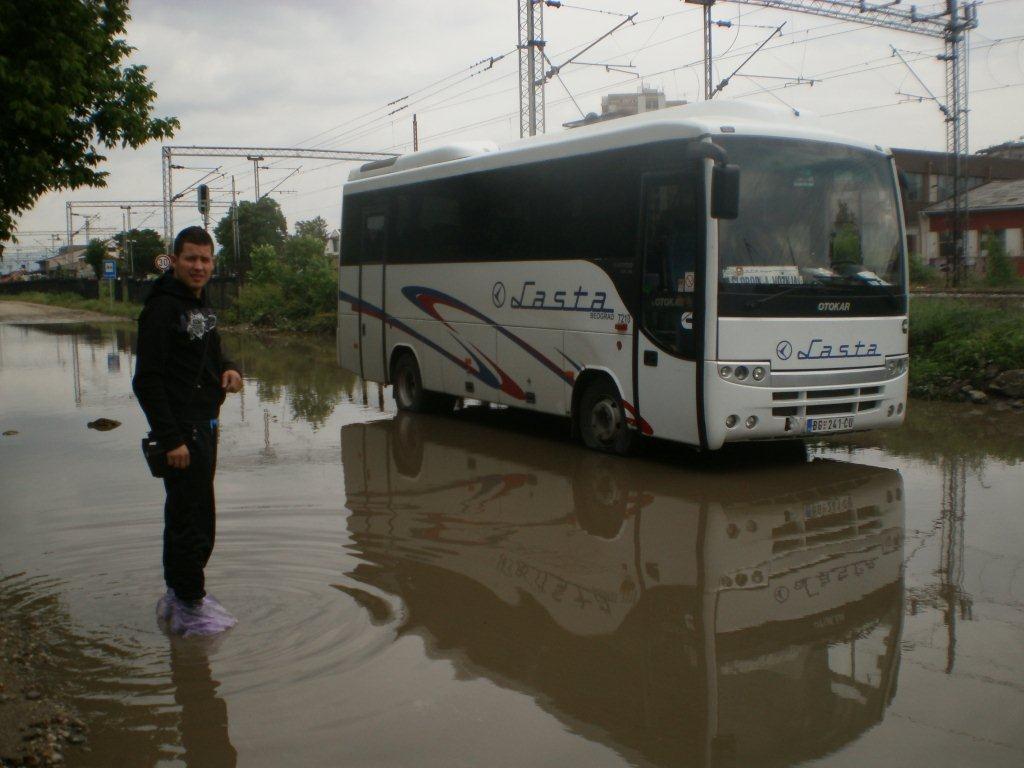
[1,322,1022,767]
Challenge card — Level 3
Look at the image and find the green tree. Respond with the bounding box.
[0,0,178,242]
[233,236,337,332]
[115,228,165,277]
[982,230,1018,287]
[83,239,108,280]
[294,216,329,245]
[213,198,287,276]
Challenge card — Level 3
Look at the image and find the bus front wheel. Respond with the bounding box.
[578,378,636,456]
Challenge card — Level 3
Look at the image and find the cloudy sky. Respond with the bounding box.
[5,0,1023,264]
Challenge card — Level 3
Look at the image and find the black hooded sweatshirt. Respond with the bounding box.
[132,272,239,451]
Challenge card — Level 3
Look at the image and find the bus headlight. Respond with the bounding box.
[752,366,766,381]
[745,415,758,429]
[734,365,749,381]
[720,365,733,379]
[725,415,738,428]
[886,359,898,377]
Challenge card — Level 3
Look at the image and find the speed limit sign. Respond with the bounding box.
[155,254,171,271]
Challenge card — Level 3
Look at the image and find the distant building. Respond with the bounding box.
[891,147,1024,270]
[921,178,1024,277]
[977,140,1024,161]
[0,269,29,283]
[36,241,119,278]
[325,229,341,259]
[37,245,89,276]
[601,86,687,118]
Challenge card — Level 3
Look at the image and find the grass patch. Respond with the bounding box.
[909,297,1024,398]
[0,291,142,319]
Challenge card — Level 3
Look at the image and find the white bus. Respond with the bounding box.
[337,101,909,453]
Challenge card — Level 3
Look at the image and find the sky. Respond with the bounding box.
[4,0,1024,268]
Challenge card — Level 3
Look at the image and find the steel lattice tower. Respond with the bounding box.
[518,0,545,137]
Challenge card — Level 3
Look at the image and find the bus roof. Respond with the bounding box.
[346,100,889,191]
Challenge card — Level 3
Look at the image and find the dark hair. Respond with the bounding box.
[173,226,214,256]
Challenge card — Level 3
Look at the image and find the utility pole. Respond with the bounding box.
[685,0,716,99]
[231,175,242,281]
[413,114,419,151]
[246,155,265,200]
[943,0,972,287]
[518,0,545,137]
[120,205,133,278]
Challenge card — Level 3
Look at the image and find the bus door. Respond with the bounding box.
[635,168,704,446]
[359,207,388,382]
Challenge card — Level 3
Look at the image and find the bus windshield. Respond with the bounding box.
[717,137,904,317]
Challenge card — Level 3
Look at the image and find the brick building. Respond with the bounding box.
[891,148,1024,264]
[921,178,1024,276]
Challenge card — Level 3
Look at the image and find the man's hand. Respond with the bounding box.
[221,369,243,393]
[167,443,190,470]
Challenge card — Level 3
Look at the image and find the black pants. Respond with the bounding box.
[163,421,218,602]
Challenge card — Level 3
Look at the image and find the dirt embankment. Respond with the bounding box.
[0,579,89,767]
[0,302,121,325]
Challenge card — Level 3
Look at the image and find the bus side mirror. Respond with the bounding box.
[711,164,740,220]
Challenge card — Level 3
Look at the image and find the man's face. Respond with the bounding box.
[171,242,215,295]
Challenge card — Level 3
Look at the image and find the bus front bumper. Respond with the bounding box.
[703,360,909,450]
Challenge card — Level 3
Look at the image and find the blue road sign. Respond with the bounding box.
[102,259,117,280]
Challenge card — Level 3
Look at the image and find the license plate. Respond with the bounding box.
[806,416,855,434]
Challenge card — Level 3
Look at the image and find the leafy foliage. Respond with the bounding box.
[83,239,108,280]
[115,228,165,277]
[231,236,337,333]
[908,298,1024,397]
[908,252,941,287]
[213,198,287,276]
[0,0,178,241]
[982,230,1020,287]
[294,216,329,245]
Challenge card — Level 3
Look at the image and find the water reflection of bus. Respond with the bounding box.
[341,413,904,767]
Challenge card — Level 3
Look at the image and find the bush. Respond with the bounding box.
[908,252,941,287]
[231,236,337,333]
[909,298,1024,397]
[982,231,1020,287]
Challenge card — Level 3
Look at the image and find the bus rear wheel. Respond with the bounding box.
[578,378,636,456]
[392,352,455,413]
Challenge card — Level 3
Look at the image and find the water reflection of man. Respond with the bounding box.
[170,638,237,767]
[133,227,242,634]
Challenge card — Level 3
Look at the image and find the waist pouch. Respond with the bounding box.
[141,434,169,478]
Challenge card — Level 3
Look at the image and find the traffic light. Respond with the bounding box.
[197,184,211,216]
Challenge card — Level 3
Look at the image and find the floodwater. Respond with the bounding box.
[1,321,1022,768]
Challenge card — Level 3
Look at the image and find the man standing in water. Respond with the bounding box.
[133,226,242,636]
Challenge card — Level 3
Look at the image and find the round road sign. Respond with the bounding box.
[155,254,171,271]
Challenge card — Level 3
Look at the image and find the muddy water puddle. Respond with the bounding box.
[0,322,1022,767]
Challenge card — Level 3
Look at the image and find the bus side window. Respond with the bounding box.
[363,212,386,264]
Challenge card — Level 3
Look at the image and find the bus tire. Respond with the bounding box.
[577,378,636,456]
[392,352,429,413]
[392,352,456,413]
